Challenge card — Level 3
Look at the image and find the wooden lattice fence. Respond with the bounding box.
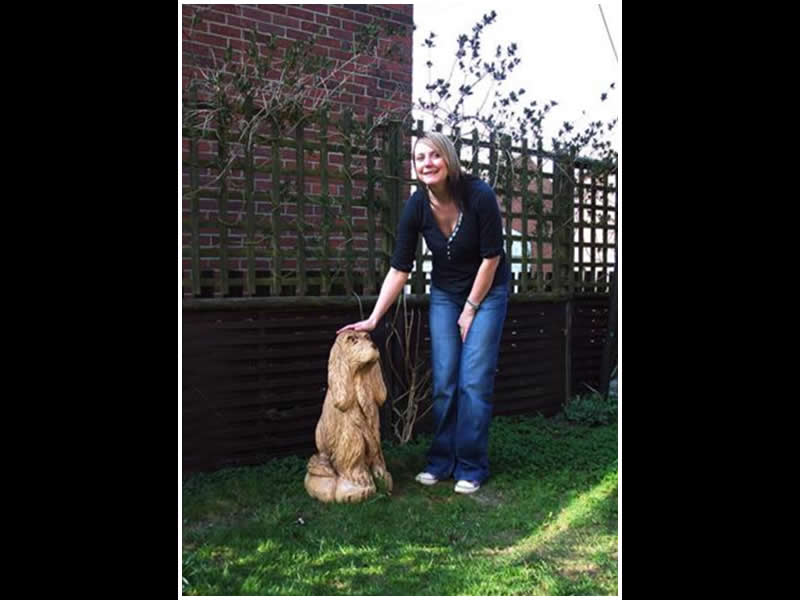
[182,115,616,300]
[182,107,409,299]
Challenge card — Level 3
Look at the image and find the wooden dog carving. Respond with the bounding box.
[304,330,393,503]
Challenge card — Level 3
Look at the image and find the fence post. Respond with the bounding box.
[552,152,576,295]
[602,188,618,400]
[489,130,498,187]
[296,120,307,297]
[343,109,354,297]
[566,151,576,296]
[380,308,396,443]
[392,119,402,231]
[320,109,331,296]
[576,165,585,292]
[565,298,572,406]
[501,134,513,285]
[453,126,462,163]
[366,114,376,295]
[535,140,544,293]
[471,128,479,175]
[602,170,612,293]
[189,86,201,298]
[520,137,530,294]
[244,95,256,296]
[216,100,230,297]
[412,120,426,295]
[382,119,401,277]
[589,168,597,292]
[270,118,283,296]
[552,154,564,294]
[601,269,617,399]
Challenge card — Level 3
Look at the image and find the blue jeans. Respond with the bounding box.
[424,282,509,484]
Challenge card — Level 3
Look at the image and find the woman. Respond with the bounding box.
[336,132,511,494]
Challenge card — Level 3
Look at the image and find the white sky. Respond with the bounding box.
[179,2,620,156]
[411,0,621,156]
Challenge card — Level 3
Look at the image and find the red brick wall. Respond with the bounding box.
[181,4,414,118]
[181,5,414,297]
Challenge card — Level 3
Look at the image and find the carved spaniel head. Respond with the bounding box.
[328,331,384,411]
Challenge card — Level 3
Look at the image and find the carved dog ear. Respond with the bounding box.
[328,336,355,412]
[364,358,387,407]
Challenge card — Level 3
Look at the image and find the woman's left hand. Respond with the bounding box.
[457,309,476,343]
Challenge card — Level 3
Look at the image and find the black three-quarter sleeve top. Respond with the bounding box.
[390,174,511,296]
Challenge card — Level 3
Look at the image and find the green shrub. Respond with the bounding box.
[563,392,617,426]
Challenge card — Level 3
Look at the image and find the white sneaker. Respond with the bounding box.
[454,480,481,494]
[415,472,439,486]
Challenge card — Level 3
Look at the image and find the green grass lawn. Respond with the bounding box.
[182,413,618,595]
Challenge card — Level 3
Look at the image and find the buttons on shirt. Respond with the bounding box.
[446,211,463,261]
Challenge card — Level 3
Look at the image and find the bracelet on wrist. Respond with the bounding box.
[466,298,480,312]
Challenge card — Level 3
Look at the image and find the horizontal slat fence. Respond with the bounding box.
[183,303,387,472]
[183,295,579,475]
[570,296,612,395]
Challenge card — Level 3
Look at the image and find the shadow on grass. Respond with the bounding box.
[182,417,618,596]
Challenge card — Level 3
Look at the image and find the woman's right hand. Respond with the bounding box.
[336,317,377,335]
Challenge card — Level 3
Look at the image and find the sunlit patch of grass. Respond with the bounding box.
[182,414,618,596]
